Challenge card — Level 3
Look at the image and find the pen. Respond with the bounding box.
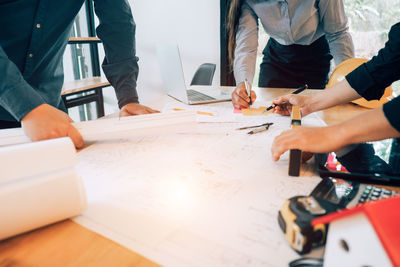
[247,124,272,135]
[236,122,273,130]
[244,79,252,105]
[262,84,308,113]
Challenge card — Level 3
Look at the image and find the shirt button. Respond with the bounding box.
[36,24,41,28]
[28,53,33,58]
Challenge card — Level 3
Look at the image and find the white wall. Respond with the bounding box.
[129,0,221,103]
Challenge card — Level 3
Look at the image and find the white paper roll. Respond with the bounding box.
[0,137,76,184]
[0,138,86,240]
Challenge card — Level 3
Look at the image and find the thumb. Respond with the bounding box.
[67,124,84,149]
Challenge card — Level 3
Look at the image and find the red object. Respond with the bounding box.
[326,153,348,172]
[233,108,242,114]
[312,196,400,266]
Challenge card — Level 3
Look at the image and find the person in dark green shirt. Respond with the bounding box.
[0,0,158,148]
[270,22,400,161]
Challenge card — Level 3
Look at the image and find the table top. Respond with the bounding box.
[62,77,111,96]
[0,87,369,266]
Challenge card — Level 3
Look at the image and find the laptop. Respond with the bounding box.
[156,45,231,105]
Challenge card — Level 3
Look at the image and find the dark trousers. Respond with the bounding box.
[258,36,333,89]
[0,120,21,129]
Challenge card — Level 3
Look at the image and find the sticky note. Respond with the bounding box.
[241,107,271,116]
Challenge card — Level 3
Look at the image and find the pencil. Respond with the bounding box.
[247,124,272,134]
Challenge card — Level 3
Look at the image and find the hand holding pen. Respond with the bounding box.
[231,79,257,109]
[263,84,310,115]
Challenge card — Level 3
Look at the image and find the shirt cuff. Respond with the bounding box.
[0,81,45,121]
[345,63,385,101]
[234,71,253,86]
[383,96,400,133]
[119,96,139,109]
[101,57,139,109]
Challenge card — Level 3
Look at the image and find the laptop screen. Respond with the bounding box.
[315,138,400,186]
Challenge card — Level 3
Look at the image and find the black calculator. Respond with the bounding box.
[311,178,399,209]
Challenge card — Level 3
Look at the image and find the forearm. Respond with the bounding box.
[345,23,400,101]
[94,0,139,108]
[326,32,354,65]
[233,5,258,85]
[331,107,400,148]
[0,46,45,120]
[306,79,361,113]
[320,0,354,65]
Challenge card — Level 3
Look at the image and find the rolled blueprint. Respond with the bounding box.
[0,138,87,240]
[0,111,197,147]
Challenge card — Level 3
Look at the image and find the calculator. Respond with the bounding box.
[347,184,398,207]
[310,177,399,209]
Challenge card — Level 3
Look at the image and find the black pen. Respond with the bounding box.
[262,84,308,113]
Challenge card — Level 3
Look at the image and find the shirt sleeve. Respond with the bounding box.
[383,95,400,133]
[346,23,400,100]
[318,0,354,65]
[0,46,45,121]
[94,0,139,108]
[233,2,259,85]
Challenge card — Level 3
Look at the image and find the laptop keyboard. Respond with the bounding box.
[187,89,216,102]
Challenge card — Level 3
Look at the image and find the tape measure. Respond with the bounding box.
[278,196,339,254]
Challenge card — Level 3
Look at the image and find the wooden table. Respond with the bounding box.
[0,87,369,267]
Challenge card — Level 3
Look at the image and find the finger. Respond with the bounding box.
[67,125,84,149]
[271,137,286,161]
[232,93,250,109]
[250,90,257,102]
[273,105,291,116]
[271,130,300,161]
[238,88,250,103]
[272,95,291,105]
[235,94,250,109]
[134,107,148,115]
[281,104,292,115]
[145,107,160,113]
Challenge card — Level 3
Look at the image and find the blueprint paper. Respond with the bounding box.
[74,110,326,266]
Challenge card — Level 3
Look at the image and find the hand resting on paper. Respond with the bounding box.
[271,108,400,162]
[119,103,160,117]
[271,126,344,162]
[21,104,84,148]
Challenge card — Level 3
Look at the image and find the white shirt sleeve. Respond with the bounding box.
[319,0,355,65]
[233,3,259,85]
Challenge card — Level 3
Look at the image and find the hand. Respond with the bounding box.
[21,104,84,148]
[272,94,313,116]
[271,126,345,162]
[119,103,160,117]
[231,81,256,109]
